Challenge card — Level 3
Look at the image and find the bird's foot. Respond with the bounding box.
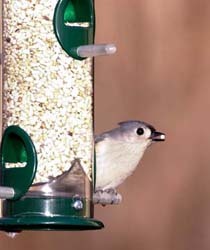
[104,188,118,195]
[93,189,122,206]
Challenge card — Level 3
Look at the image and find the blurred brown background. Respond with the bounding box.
[2,0,210,249]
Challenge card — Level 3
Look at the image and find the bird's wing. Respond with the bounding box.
[94,133,109,144]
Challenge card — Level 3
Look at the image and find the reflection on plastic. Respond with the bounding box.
[27,159,91,199]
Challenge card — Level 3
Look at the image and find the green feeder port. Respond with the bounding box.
[54,0,116,59]
[53,0,95,60]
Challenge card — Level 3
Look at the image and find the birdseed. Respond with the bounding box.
[2,0,94,183]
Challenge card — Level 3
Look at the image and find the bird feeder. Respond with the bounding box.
[0,0,116,233]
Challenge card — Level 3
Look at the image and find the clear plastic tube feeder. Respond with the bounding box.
[0,0,116,232]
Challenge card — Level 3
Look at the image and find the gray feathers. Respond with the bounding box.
[95,120,156,144]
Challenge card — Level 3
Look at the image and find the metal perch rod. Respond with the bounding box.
[77,44,117,58]
[0,187,15,199]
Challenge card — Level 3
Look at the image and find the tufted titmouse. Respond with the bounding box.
[94,120,165,204]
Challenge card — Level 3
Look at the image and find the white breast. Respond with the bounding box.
[95,138,147,190]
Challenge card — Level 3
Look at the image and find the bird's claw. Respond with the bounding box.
[104,188,118,195]
[93,189,122,205]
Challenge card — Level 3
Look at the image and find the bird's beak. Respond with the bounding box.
[150,131,165,142]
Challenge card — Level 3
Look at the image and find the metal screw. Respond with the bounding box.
[72,199,83,210]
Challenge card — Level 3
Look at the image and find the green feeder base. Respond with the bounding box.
[0,216,104,232]
[0,197,104,232]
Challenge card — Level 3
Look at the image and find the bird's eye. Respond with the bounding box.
[136,128,144,135]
